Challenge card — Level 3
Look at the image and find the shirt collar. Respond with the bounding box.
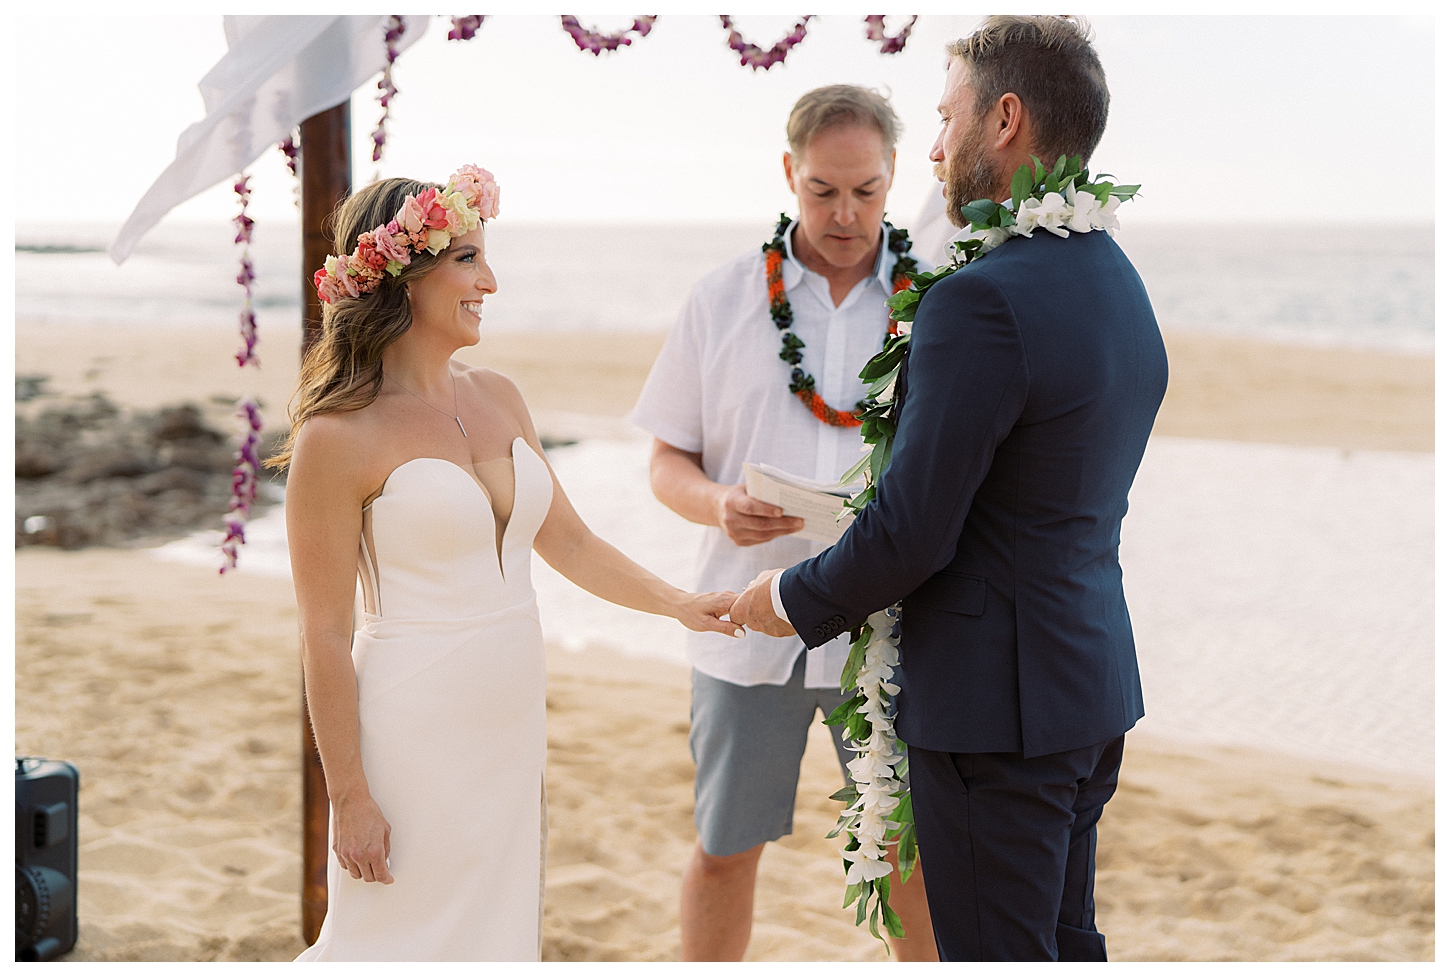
[780,219,895,293]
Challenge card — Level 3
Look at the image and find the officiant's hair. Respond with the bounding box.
[786,85,900,163]
[269,177,449,470]
[949,15,1109,166]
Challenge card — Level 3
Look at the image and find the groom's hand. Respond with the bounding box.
[731,569,796,637]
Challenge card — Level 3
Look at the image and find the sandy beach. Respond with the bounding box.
[13,319,1434,961]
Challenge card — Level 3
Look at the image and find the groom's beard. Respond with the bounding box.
[941,124,1004,229]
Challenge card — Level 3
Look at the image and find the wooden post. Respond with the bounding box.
[298,100,351,946]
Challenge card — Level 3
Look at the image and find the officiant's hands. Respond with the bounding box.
[731,569,797,637]
[716,483,805,546]
[646,442,803,546]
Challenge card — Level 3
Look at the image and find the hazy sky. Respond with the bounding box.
[14,13,1436,231]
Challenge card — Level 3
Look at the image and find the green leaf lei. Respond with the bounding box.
[762,214,920,426]
[823,154,1140,947]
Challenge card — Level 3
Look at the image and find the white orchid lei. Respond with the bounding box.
[824,154,1140,946]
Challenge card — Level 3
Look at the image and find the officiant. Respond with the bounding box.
[629,84,936,961]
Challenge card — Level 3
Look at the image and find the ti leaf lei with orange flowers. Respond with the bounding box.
[763,214,919,427]
[822,155,1140,947]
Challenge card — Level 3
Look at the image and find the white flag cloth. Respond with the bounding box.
[108,14,429,265]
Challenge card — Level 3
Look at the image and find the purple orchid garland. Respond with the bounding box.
[371,16,406,164]
[221,174,264,573]
[232,174,260,368]
[448,15,485,41]
[277,132,299,178]
[277,132,300,208]
[560,15,657,55]
[221,400,264,573]
[719,15,812,70]
[863,15,917,55]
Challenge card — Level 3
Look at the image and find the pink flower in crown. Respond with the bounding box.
[314,268,343,304]
[449,165,496,211]
[354,233,389,273]
[372,223,412,266]
[476,181,500,221]
[324,256,360,299]
[397,195,424,234]
[398,191,448,234]
[346,253,372,281]
[414,188,450,230]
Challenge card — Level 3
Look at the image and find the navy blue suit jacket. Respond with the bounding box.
[779,228,1168,758]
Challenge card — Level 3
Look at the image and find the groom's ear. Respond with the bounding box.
[783,151,797,194]
[993,92,1028,152]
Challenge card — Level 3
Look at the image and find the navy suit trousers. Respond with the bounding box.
[909,735,1125,961]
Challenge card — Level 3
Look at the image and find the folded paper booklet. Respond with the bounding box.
[743,462,858,545]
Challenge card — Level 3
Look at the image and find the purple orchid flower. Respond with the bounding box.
[223,173,265,571]
[448,15,485,41]
[719,15,813,71]
[219,398,265,574]
[277,133,300,177]
[560,15,657,55]
[372,16,406,164]
[864,15,917,56]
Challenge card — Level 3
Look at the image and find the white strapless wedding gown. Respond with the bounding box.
[297,437,553,962]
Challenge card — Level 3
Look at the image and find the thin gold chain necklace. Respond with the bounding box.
[386,369,468,438]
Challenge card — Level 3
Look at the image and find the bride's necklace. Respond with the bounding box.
[387,369,468,438]
[762,214,918,427]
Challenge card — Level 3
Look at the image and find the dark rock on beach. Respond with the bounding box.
[15,393,284,550]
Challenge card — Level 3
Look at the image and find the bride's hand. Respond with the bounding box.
[674,590,745,637]
[332,791,395,884]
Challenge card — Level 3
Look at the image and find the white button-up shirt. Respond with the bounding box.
[630,221,913,688]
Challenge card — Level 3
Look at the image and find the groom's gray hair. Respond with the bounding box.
[787,85,901,163]
[949,15,1109,166]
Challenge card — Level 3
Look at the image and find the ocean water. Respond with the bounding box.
[156,432,1434,777]
[15,219,1435,352]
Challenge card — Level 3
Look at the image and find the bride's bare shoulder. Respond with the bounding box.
[292,407,382,472]
[455,361,528,412]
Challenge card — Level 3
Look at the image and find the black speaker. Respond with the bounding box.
[15,758,79,961]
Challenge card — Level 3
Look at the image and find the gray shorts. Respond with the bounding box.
[690,650,856,857]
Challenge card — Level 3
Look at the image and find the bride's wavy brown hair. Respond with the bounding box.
[267,178,446,470]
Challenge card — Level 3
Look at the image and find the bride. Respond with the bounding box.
[274,167,740,961]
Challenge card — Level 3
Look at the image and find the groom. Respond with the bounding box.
[732,16,1168,961]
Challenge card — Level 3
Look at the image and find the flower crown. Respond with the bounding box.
[313,165,500,305]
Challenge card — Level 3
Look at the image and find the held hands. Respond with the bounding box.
[716,483,804,546]
[332,790,394,884]
[729,569,797,637]
[675,590,747,637]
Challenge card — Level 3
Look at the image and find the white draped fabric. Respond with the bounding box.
[910,180,957,269]
[108,14,430,265]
